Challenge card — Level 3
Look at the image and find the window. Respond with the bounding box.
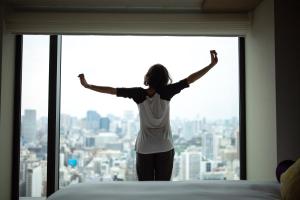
[59,36,240,186]
[14,35,245,199]
[19,35,49,198]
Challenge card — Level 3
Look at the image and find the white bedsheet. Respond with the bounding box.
[48,180,281,200]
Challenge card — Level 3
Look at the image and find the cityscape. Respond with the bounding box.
[19,109,240,197]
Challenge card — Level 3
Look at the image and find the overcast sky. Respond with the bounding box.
[21,35,239,120]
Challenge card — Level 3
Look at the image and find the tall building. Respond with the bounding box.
[86,110,100,131]
[100,117,110,132]
[22,109,37,144]
[180,148,203,180]
[25,164,42,197]
[202,133,219,160]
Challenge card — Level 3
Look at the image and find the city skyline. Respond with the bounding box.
[20,106,240,197]
[22,108,239,126]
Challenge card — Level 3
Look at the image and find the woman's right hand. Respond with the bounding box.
[78,73,90,88]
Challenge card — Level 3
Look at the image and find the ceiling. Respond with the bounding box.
[6,0,263,13]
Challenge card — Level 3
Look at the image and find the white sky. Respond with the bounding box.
[21,35,239,120]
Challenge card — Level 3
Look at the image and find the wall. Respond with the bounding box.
[245,0,277,180]
[0,6,3,110]
[275,0,300,162]
[0,17,15,200]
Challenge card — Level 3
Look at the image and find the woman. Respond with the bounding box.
[78,50,218,181]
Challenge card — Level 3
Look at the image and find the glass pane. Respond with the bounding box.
[19,35,49,198]
[60,36,239,187]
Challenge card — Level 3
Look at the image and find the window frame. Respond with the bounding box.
[47,35,62,196]
[12,35,23,200]
[12,35,246,200]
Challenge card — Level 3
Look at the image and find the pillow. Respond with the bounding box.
[276,160,295,182]
[280,158,300,200]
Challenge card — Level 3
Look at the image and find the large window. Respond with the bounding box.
[15,35,244,199]
[59,36,240,186]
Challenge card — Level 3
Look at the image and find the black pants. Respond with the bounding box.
[136,149,175,181]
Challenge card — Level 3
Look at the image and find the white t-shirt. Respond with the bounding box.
[117,79,189,154]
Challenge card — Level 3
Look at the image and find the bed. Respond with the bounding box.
[47,180,281,200]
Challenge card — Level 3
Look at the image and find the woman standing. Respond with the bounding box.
[78,50,218,181]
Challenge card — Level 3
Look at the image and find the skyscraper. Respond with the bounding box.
[86,110,100,131]
[180,147,203,180]
[100,117,110,132]
[22,109,37,144]
[26,164,42,197]
[203,133,219,160]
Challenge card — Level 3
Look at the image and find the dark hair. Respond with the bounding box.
[144,64,172,89]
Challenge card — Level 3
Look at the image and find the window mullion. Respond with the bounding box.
[12,35,23,200]
[47,35,62,197]
[239,37,246,180]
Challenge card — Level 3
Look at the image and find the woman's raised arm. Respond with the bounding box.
[186,50,218,84]
[78,74,117,95]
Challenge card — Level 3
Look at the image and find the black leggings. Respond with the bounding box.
[136,149,175,181]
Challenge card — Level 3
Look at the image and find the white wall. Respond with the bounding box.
[245,0,277,180]
[0,18,15,200]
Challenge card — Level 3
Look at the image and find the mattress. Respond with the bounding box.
[48,180,281,200]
